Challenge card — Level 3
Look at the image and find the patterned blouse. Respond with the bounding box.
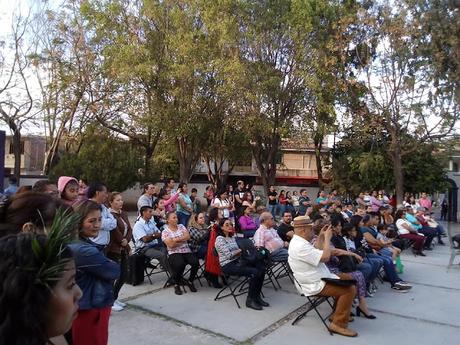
[188,226,209,253]
[215,235,240,267]
[162,224,192,255]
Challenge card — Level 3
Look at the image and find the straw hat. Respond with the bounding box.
[293,216,312,228]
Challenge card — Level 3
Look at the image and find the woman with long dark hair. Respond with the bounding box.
[215,218,267,311]
[204,207,223,288]
[107,192,133,312]
[0,210,82,345]
[176,183,194,226]
[70,200,120,345]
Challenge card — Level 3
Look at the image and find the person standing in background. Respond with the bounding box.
[267,185,278,219]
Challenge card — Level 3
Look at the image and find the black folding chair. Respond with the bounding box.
[183,259,206,287]
[265,259,294,290]
[291,276,334,335]
[214,273,250,308]
[144,257,170,285]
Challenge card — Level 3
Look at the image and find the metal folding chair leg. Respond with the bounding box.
[214,275,249,308]
[292,295,334,335]
[144,258,170,285]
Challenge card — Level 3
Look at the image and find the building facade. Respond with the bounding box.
[3,135,46,175]
[192,138,331,187]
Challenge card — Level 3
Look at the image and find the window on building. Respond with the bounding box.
[229,155,252,167]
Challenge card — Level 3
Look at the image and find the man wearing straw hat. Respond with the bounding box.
[288,216,357,337]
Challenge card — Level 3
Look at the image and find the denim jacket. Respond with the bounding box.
[69,238,120,310]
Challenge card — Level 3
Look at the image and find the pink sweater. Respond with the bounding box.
[164,193,180,213]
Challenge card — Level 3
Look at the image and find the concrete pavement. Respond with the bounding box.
[109,222,460,345]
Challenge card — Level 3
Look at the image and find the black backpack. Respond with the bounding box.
[126,253,145,286]
[236,238,270,266]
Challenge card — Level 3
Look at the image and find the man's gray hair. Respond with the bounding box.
[259,211,273,224]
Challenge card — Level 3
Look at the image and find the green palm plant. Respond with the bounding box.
[29,208,81,288]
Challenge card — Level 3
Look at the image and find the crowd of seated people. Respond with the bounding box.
[0,177,451,342]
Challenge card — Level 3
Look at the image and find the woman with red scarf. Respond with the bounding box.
[205,207,223,288]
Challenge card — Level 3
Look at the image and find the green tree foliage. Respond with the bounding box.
[32,1,96,174]
[347,1,459,202]
[49,127,143,191]
[8,0,457,195]
[331,128,448,195]
[406,0,459,104]
[291,0,361,185]
[208,0,307,193]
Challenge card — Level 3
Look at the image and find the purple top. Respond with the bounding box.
[239,215,257,231]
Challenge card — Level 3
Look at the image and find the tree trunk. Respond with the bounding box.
[144,145,154,178]
[205,156,231,191]
[12,129,21,183]
[391,141,404,204]
[314,136,324,187]
[251,133,280,196]
[43,127,65,175]
[178,158,193,183]
[177,137,200,183]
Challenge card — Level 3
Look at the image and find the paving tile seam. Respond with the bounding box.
[245,301,318,344]
[125,304,240,344]
[405,281,460,292]
[368,308,460,329]
[403,259,459,268]
[121,286,171,303]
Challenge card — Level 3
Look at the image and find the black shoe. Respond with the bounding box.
[255,296,270,307]
[246,298,263,310]
[205,272,223,288]
[356,306,377,319]
[188,280,197,292]
[424,246,433,251]
[412,248,426,256]
[174,285,183,295]
[438,239,445,245]
[211,280,223,289]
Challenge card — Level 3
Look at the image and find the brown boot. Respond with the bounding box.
[328,323,358,337]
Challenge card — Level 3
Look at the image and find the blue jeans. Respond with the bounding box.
[379,247,393,258]
[270,247,289,262]
[363,256,383,282]
[278,204,286,217]
[356,261,373,282]
[196,244,208,260]
[177,212,191,227]
[418,226,437,248]
[367,253,400,285]
[268,204,277,218]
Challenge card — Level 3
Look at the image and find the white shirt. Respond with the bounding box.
[213,198,231,218]
[288,234,338,296]
[396,218,411,235]
[92,204,117,246]
[133,218,161,250]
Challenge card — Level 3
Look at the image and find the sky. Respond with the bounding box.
[1,0,457,140]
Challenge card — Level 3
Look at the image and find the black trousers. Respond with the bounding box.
[107,250,128,300]
[168,252,199,285]
[221,260,265,299]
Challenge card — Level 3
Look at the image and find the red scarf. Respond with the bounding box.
[205,224,221,275]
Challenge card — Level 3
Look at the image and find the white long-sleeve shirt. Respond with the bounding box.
[92,204,117,246]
